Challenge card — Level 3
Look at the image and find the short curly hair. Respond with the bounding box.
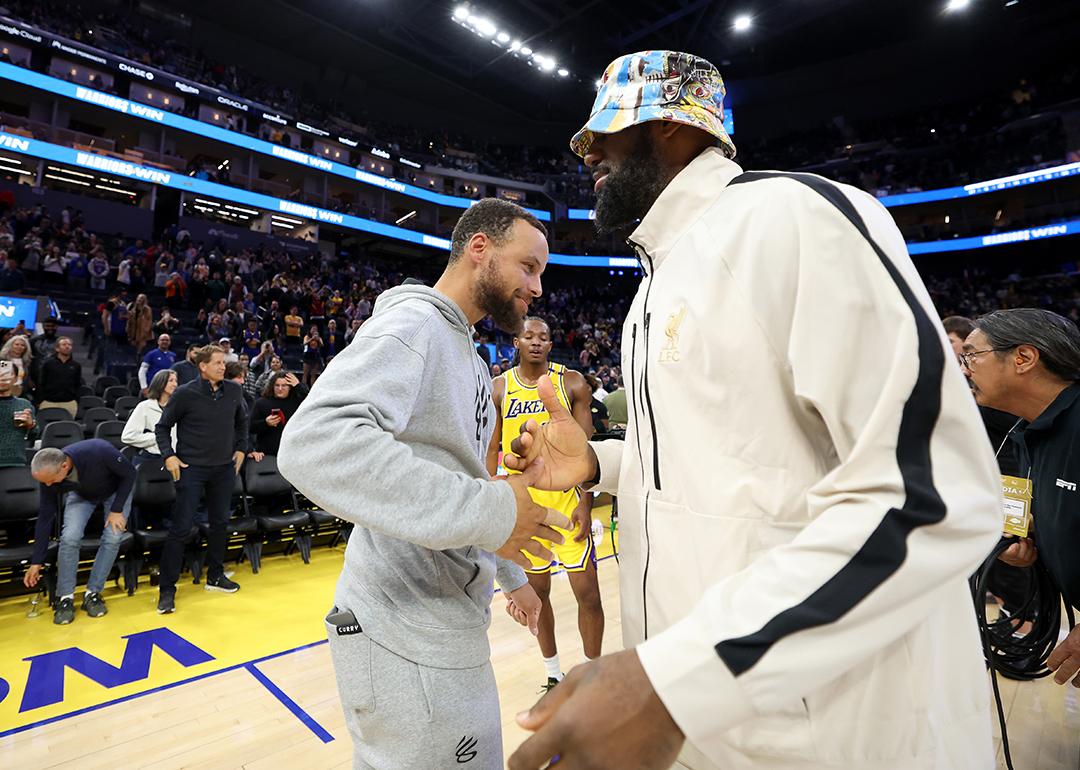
[449,198,546,263]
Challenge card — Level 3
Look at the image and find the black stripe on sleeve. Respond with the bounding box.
[714,172,947,676]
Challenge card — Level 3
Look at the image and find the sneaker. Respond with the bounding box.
[53,597,75,625]
[539,677,561,694]
[82,592,107,618]
[157,592,175,614]
[205,574,240,593]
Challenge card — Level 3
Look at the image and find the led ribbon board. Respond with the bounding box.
[0,62,551,221]
[566,162,1080,219]
[2,131,1076,263]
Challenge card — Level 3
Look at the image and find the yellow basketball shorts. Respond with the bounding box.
[523,488,595,574]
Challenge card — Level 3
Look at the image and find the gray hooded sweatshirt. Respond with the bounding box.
[278,283,526,668]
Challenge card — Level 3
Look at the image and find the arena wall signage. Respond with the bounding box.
[0,61,551,221]
[9,130,1067,263]
[566,161,1080,219]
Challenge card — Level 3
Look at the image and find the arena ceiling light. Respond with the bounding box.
[946,0,970,9]
[733,14,753,31]
[451,5,570,78]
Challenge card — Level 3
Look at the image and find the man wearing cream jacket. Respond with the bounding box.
[507,50,1003,770]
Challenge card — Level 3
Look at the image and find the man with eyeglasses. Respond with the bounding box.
[962,308,1080,689]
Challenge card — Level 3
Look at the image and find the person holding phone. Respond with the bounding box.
[248,370,307,460]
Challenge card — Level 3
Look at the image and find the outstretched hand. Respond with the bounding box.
[503,375,595,491]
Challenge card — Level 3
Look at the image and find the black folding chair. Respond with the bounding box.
[102,385,129,408]
[93,375,120,396]
[76,395,106,419]
[82,407,116,439]
[243,456,312,564]
[40,421,84,450]
[0,467,55,605]
[94,420,127,450]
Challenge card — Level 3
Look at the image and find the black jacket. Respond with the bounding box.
[249,386,307,456]
[1012,384,1080,610]
[37,355,82,403]
[156,377,248,466]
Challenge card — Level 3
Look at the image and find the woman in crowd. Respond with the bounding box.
[0,334,33,396]
[301,325,323,386]
[249,370,307,458]
[250,340,278,375]
[121,369,178,467]
[254,355,285,394]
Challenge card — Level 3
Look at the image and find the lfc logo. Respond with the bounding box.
[659,306,686,363]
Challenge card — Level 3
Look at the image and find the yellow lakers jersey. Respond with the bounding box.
[499,363,581,516]
[500,363,571,461]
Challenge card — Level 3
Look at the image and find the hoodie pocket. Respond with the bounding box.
[324,609,376,714]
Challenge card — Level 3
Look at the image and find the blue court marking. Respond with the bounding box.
[0,552,620,741]
[0,638,328,740]
[245,662,334,743]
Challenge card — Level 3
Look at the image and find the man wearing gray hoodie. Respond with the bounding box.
[279,199,572,770]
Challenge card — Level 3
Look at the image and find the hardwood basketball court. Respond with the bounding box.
[0,509,1076,769]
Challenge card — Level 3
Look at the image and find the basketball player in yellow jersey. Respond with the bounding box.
[488,317,605,691]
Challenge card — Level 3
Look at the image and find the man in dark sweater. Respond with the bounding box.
[36,337,82,417]
[25,439,136,624]
[170,344,200,385]
[0,365,36,466]
[155,344,248,614]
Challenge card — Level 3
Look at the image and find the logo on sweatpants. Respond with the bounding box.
[456,735,478,763]
[1056,478,1077,491]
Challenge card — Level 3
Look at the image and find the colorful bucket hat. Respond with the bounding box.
[570,50,736,160]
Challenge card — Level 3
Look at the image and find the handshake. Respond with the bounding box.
[493,375,600,570]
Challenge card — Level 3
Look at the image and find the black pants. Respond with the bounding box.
[159,462,234,595]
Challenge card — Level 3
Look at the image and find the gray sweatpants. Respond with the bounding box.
[324,607,503,770]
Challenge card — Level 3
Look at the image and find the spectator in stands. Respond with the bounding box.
[604,376,628,429]
[249,371,307,459]
[138,334,177,395]
[323,319,342,364]
[491,363,502,377]
[207,313,231,341]
[0,335,32,397]
[250,340,277,374]
[943,315,974,359]
[344,318,362,346]
[106,298,129,347]
[225,360,254,414]
[301,325,323,385]
[284,305,304,351]
[0,254,25,293]
[24,440,136,624]
[164,271,187,304]
[36,336,81,417]
[122,369,177,467]
[41,245,66,285]
[241,318,262,358]
[584,374,610,434]
[155,344,248,613]
[585,372,609,403]
[0,366,36,466]
[254,355,284,393]
[65,251,88,288]
[154,261,171,288]
[153,308,181,336]
[88,252,110,291]
[218,337,239,363]
[127,293,154,355]
[29,317,59,383]
[170,343,200,385]
[238,353,260,401]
